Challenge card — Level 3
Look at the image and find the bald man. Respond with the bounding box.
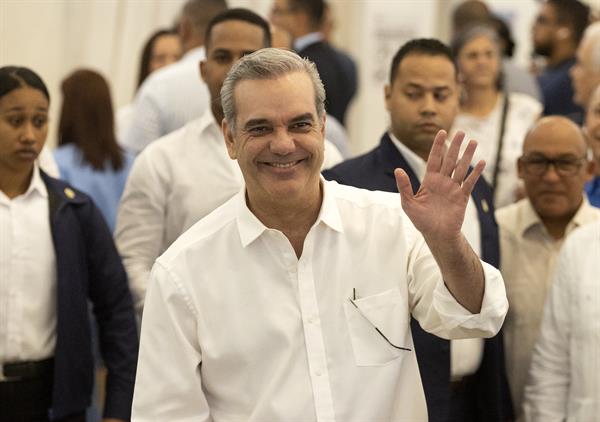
[496,116,600,419]
[584,86,600,206]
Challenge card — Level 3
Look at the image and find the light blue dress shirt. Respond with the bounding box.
[54,144,134,232]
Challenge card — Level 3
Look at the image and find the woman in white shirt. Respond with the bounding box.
[452,26,542,209]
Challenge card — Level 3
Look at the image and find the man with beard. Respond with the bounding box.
[323,38,512,422]
[532,0,590,124]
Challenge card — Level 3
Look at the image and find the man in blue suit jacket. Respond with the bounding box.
[270,0,357,125]
[324,39,512,422]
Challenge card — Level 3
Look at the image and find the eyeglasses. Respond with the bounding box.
[519,155,586,177]
[349,288,411,352]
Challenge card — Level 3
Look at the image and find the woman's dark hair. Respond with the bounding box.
[137,28,178,89]
[58,69,124,171]
[0,66,50,103]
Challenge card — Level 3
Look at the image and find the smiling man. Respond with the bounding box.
[324,38,512,422]
[496,115,600,418]
[132,48,508,421]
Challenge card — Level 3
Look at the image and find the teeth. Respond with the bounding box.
[270,161,297,168]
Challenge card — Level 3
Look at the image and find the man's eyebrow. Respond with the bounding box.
[243,118,270,129]
[404,83,451,91]
[289,113,315,124]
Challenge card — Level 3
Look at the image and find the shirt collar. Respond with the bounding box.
[520,196,598,237]
[236,177,343,248]
[388,131,427,181]
[28,164,48,198]
[294,31,323,52]
[197,108,222,139]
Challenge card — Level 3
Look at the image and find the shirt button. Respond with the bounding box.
[315,370,322,377]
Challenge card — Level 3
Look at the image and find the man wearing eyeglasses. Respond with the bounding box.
[495,115,600,419]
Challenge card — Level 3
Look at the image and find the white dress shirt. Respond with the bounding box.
[524,221,600,422]
[132,180,508,422]
[116,110,343,313]
[497,198,600,418]
[123,47,209,153]
[452,92,542,209]
[0,166,57,363]
[390,133,484,378]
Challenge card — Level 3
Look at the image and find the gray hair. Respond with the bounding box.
[220,48,326,132]
[451,24,501,57]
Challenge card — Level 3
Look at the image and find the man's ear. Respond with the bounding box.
[517,157,525,179]
[584,160,596,182]
[384,84,392,112]
[222,119,237,160]
[200,60,207,82]
[320,113,326,136]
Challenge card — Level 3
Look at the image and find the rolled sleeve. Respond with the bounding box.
[433,261,508,337]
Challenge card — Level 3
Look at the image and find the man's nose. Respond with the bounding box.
[420,93,437,115]
[270,128,296,154]
[541,163,562,182]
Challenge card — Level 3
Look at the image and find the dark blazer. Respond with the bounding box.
[41,172,138,420]
[323,133,513,422]
[297,40,357,126]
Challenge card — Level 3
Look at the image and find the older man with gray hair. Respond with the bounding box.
[132,48,508,421]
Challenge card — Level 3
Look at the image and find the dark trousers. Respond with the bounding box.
[447,375,478,422]
[0,375,85,422]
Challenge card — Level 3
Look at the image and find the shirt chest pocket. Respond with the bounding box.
[343,287,411,366]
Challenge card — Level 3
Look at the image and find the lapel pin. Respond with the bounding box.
[481,199,489,213]
[64,187,76,199]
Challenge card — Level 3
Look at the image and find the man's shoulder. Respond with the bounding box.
[323,145,382,182]
[142,118,205,155]
[508,92,543,116]
[327,180,401,210]
[157,193,239,264]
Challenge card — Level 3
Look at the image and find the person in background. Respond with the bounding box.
[116,28,182,143]
[270,22,350,157]
[270,0,357,126]
[452,25,542,208]
[584,86,600,207]
[496,116,599,419]
[570,22,600,111]
[451,0,490,37]
[523,219,600,420]
[488,14,542,101]
[123,0,227,153]
[116,9,341,316]
[532,0,590,124]
[0,66,138,422]
[324,38,512,422]
[54,69,134,233]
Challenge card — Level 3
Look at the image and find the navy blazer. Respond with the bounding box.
[41,172,138,420]
[323,133,513,422]
[298,40,357,125]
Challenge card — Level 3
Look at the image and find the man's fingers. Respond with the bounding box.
[462,159,486,195]
[425,130,448,173]
[394,168,414,205]
[440,131,465,177]
[452,139,478,183]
